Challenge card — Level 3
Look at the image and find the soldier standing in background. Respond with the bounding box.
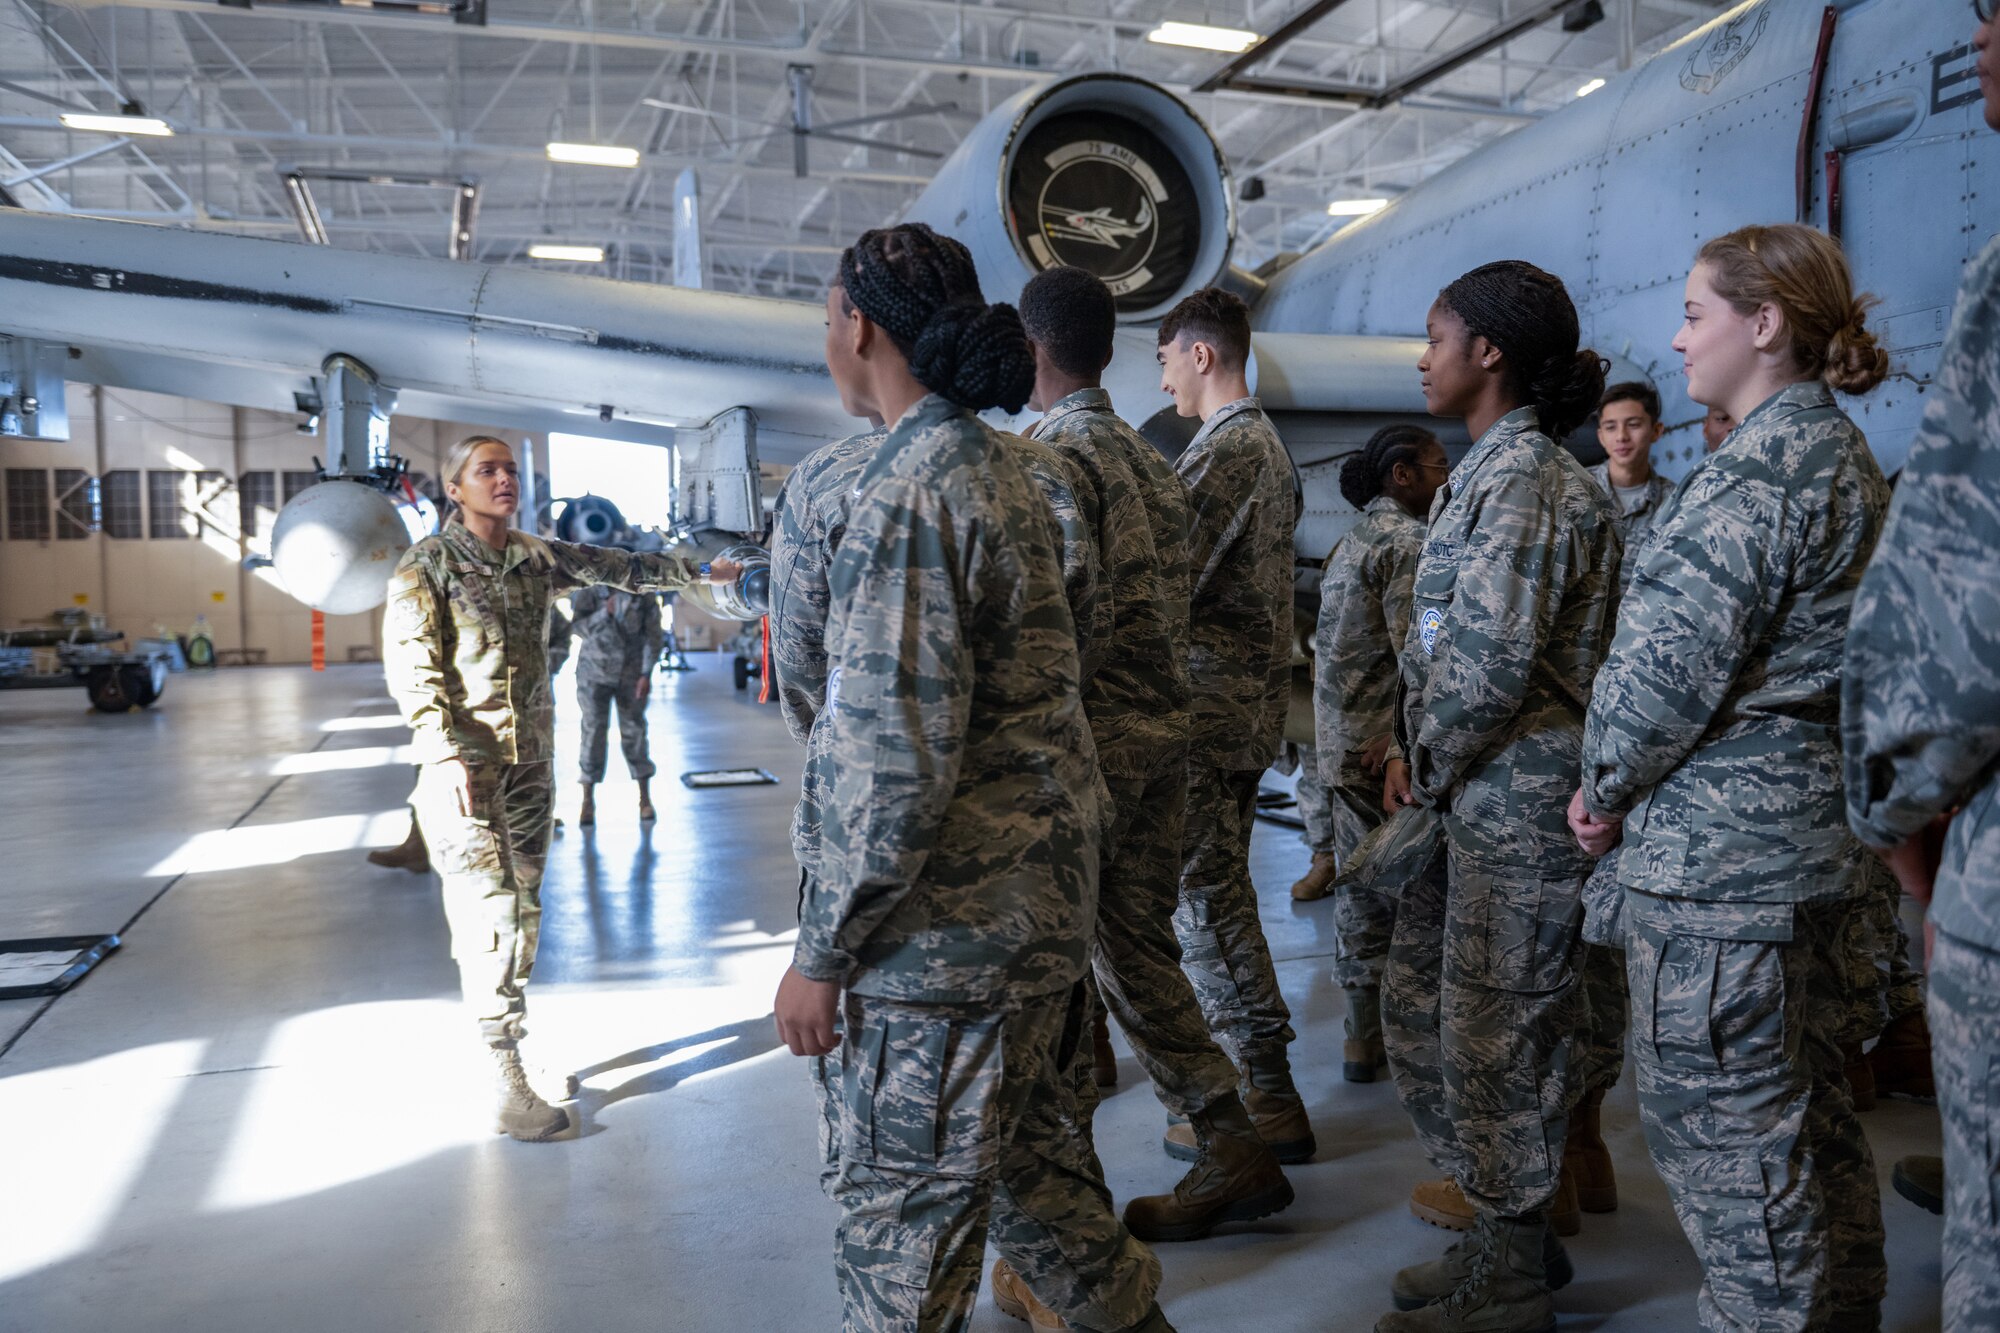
[1285,747,1341,903]
[1378,261,1617,1333]
[772,224,1170,1333]
[1152,287,1314,1169]
[570,583,663,826]
[383,434,738,1142]
[1573,224,1890,1332]
[1701,404,1734,453]
[1310,424,1443,1083]
[1843,9,2000,1320]
[1016,266,1292,1259]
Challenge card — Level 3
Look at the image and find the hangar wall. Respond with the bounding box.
[0,386,515,665]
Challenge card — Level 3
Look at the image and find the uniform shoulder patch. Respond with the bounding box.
[1419,606,1445,656]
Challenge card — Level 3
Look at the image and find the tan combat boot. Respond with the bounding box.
[492,1048,571,1142]
[367,814,431,873]
[1091,1010,1118,1089]
[990,1259,1068,1330]
[1291,851,1339,902]
[1125,1093,1295,1242]
[1564,1088,1616,1214]
[578,783,597,827]
[1844,1040,1878,1111]
[1344,985,1388,1083]
[1868,1009,1935,1101]
[637,777,656,823]
[1378,1215,1561,1331]
[1411,1176,1576,1238]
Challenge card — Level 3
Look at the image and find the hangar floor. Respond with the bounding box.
[0,663,1946,1333]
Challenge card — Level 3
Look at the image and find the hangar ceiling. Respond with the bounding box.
[0,0,1730,301]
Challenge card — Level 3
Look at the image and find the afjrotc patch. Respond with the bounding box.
[1419,607,1445,656]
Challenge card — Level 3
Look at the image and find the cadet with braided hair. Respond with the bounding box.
[1376,261,1621,1333]
[1308,425,1447,1085]
[774,223,1171,1333]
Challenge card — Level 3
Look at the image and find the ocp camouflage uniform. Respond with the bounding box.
[1312,495,1423,998]
[1844,235,2000,1333]
[1028,387,1240,1124]
[383,520,702,1048]
[1575,463,1673,1102]
[796,394,1162,1333]
[1175,396,1300,1069]
[1388,406,1619,1221]
[1582,380,1889,1332]
[570,584,662,784]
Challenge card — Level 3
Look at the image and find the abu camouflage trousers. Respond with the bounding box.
[1174,765,1296,1064]
[1626,892,1884,1333]
[578,676,654,784]
[1929,929,2000,1333]
[1090,768,1241,1121]
[1575,942,1629,1100]
[412,759,554,1049]
[823,987,1163,1333]
[1383,841,1583,1218]
[1853,859,1923,1034]
[1291,744,1337,855]
[1317,749,1397,991]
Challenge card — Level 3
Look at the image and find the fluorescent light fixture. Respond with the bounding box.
[528,243,607,263]
[59,112,173,137]
[1327,198,1389,217]
[1576,77,1607,98]
[1146,21,1261,53]
[545,141,640,168]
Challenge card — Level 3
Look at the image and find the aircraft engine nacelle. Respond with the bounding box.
[903,73,1236,322]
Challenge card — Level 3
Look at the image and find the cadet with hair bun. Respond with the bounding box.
[1311,425,1447,1081]
[1573,223,1891,1332]
[1379,260,1620,1333]
[772,223,1171,1333]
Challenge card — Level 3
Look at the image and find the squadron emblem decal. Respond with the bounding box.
[1680,9,1768,95]
[1026,140,1168,299]
[1419,607,1445,657]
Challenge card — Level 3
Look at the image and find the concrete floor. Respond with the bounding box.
[0,663,1946,1332]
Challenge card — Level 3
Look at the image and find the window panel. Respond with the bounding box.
[101,470,142,539]
[281,470,318,505]
[239,471,276,543]
[147,470,191,539]
[4,468,50,542]
[54,468,95,539]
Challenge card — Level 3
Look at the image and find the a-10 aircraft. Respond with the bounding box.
[0,0,1984,615]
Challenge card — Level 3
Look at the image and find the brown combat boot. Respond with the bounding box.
[1869,1010,1935,1101]
[1291,851,1339,902]
[1243,1051,1316,1163]
[637,777,656,823]
[578,783,597,827]
[1844,1040,1878,1111]
[1563,1088,1617,1214]
[1125,1093,1295,1242]
[990,1259,1068,1330]
[1377,1215,1559,1332]
[1344,985,1388,1083]
[492,1048,571,1142]
[1091,1010,1118,1089]
[367,814,431,873]
[1549,1170,1580,1238]
[1391,1219,1573,1310]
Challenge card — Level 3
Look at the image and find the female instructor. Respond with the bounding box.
[384,433,738,1142]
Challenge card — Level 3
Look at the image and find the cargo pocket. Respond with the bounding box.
[848,1012,949,1174]
[1460,865,1579,995]
[1657,1145,1780,1295]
